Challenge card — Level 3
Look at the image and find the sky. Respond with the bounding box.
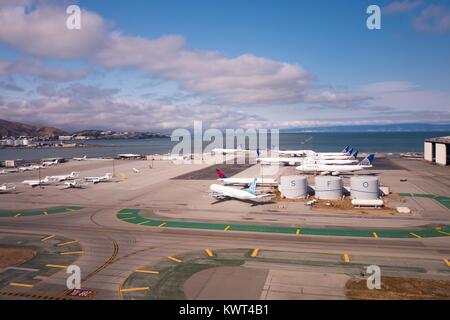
[0,0,449,131]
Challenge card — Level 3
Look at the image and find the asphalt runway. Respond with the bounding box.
[0,157,449,300]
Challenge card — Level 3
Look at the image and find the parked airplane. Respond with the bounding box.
[211,145,247,155]
[296,154,375,175]
[48,172,79,182]
[257,156,303,166]
[303,151,359,164]
[62,180,85,189]
[42,159,59,166]
[22,177,54,187]
[73,155,88,161]
[18,166,35,172]
[0,184,16,193]
[133,168,140,173]
[209,178,272,202]
[84,173,113,184]
[276,149,315,157]
[215,169,277,186]
[309,146,353,157]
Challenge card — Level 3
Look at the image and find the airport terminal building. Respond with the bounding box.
[424,136,450,165]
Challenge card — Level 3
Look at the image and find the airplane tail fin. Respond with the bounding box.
[346,147,353,156]
[341,145,350,153]
[359,154,375,166]
[350,150,358,159]
[246,178,257,195]
[256,148,261,158]
[215,168,227,179]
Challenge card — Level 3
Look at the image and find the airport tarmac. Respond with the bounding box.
[0,156,449,299]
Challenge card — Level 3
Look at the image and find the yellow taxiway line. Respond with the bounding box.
[57,240,78,247]
[42,211,48,216]
[251,248,260,257]
[9,282,33,288]
[205,248,214,257]
[41,234,56,242]
[373,232,379,238]
[410,232,422,238]
[138,221,148,225]
[224,226,231,231]
[158,222,167,228]
[14,213,22,218]
[296,229,301,235]
[135,269,159,275]
[60,251,83,255]
[120,217,137,221]
[444,259,450,267]
[167,256,182,263]
[343,253,350,263]
[438,231,450,236]
[46,264,69,269]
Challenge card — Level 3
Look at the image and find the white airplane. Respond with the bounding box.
[73,155,88,161]
[257,156,303,166]
[307,146,354,157]
[18,166,35,172]
[296,154,375,175]
[22,177,55,187]
[211,145,247,155]
[62,180,85,189]
[84,173,113,184]
[209,178,273,202]
[303,151,359,165]
[117,154,142,158]
[133,168,140,173]
[0,184,16,193]
[215,169,277,186]
[42,159,59,166]
[48,172,79,182]
[276,149,315,157]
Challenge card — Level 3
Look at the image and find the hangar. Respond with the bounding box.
[424,136,450,166]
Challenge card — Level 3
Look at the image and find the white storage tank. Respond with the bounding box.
[315,176,343,200]
[279,175,308,199]
[350,176,379,200]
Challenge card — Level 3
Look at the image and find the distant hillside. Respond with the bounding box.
[282,123,450,133]
[0,119,67,137]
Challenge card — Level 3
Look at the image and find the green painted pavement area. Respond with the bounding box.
[117,209,450,239]
[0,206,84,218]
[398,193,450,210]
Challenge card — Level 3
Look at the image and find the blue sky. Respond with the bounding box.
[0,0,449,131]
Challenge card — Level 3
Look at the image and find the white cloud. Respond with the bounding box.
[0,4,108,59]
[1,83,267,131]
[384,1,422,15]
[413,4,450,33]
[0,2,363,106]
[0,59,90,81]
[359,81,417,93]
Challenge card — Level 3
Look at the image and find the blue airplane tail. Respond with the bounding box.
[246,178,257,195]
[350,150,358,159]
[256,148,261,158]
[341,145,350,153]
[359,154,375,166]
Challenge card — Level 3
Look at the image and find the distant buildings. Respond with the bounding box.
[0,138,30,146]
